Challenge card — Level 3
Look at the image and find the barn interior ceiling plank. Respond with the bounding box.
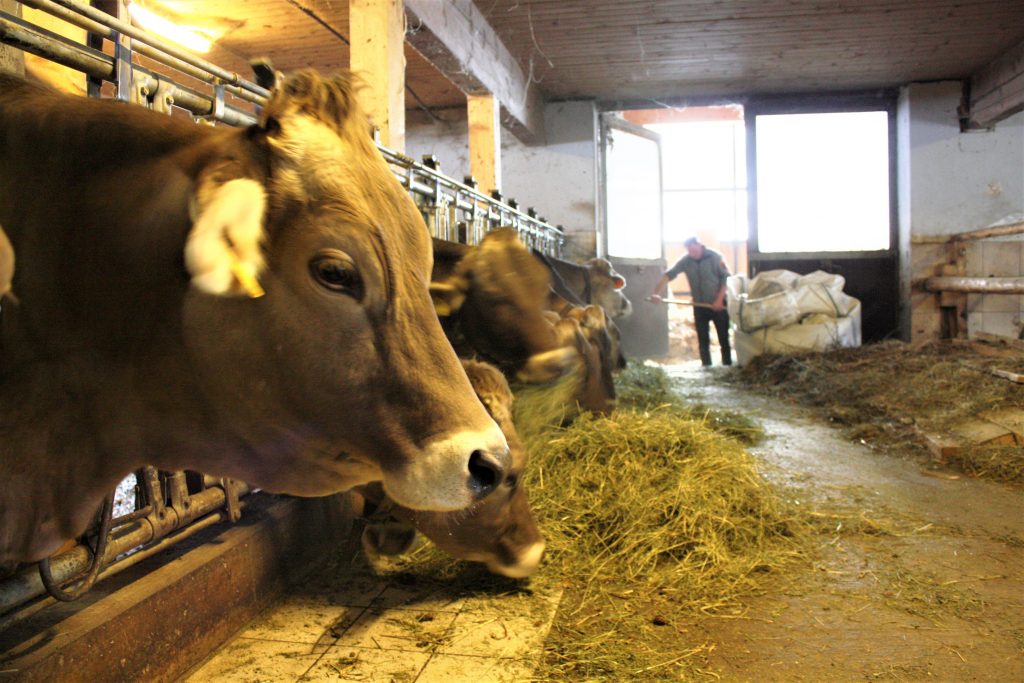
[80,2,1024,121]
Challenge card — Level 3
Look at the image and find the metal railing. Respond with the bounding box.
[0,0,565,255]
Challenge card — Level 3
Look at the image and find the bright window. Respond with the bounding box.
[755,111,891,252]
[650,119,747,244]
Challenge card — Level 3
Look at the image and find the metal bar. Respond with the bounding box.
[0,502,243,633]
[0,13,256,126]
[113,0,130,102]
[923,276,1024,294]
[0,10,111,77]
[40,0,268,99]
[0,482,250,615]
[19,0,263,105]
[950,221,1024,242]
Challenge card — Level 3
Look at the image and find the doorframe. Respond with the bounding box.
[598,113,664,260]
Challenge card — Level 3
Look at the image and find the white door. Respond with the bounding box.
[601,116,667,357]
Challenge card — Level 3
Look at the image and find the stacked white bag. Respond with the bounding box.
[726,269,862,366]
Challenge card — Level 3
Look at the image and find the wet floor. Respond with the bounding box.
[670,362,1024,682]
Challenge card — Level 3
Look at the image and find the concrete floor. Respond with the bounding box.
[184,564,562,682]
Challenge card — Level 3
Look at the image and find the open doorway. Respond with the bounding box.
[619,105,747,363]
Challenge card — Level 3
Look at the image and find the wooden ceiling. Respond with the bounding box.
[148,1,1024,111]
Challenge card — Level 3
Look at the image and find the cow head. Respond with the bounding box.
[431,229,576,383]
[180,71,509,511]
[556,306,618,416]
[585,258,632,319]
[361,360,544,578]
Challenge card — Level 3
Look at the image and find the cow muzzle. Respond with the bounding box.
[487,540,546,579]
[382,421,511,512]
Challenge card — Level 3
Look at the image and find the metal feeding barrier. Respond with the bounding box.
[0,0,562,617]
[1,0,566,253]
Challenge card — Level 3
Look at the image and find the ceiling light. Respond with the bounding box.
[127,1,214,53]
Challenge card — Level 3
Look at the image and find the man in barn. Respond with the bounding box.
[650,236,732,367]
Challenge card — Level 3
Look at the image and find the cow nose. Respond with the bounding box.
[468,447,510,498]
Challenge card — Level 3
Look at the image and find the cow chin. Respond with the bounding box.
[381,421,510,512]
[486,540,546,579]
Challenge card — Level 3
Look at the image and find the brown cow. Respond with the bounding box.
[535,251,632,320]
[0,71,509,564]
[361,359,544,578]
[431,229,576,383]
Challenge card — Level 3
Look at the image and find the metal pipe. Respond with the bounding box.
[923,276,1024,294]
[0,503,242,633]
[18,0,264,105]
[40,0,269,99]
[0,13,256,126]
[951,221,1024,242]
[0,10,111,78]
[0,483,249,615]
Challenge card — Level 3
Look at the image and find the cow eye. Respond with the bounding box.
[310,250,362,297]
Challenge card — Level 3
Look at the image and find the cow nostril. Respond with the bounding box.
[468,449,507,497]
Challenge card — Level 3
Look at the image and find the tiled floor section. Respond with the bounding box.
[184,562,562,682]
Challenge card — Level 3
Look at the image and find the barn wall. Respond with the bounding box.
[898,81,1024,341]
[406,100,600,261]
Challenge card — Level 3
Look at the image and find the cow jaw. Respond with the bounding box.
[382,421,509,512]
[488,539,546,578]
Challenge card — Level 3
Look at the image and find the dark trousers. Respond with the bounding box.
[694,307,732,366]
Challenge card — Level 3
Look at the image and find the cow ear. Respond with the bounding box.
[429,279,468,317]
[0,225,14,301]
[185,177,268,297]
[611,274,626,290]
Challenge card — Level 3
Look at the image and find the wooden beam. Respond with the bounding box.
[966,37,1024,129]
[467,93,501,195]
[349,0,405,151]
[404,0,543,145]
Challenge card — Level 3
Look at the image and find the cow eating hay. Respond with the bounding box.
[0,71,511,565]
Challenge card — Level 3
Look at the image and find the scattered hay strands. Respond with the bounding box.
[731,340,1024,483]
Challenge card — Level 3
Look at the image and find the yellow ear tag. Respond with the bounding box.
[230,259,265,298]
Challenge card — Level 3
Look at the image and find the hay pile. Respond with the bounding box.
[375,363,808,679]
[526,408,808,679]
[510,363,807,679]
[732,339,1024,483]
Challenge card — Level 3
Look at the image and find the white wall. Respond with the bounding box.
[902,81,1023,236]
[898,81,1024,340]
[406,100,599,261]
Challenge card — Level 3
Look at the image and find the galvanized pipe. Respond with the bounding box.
[924,276,1024,294]
[0,12,256,126]
[39,0,269,99]
[0,10,110,77]
[0,483,249,616]
[18,0,265,105]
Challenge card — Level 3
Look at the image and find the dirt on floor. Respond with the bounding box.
[669,363,1024,682]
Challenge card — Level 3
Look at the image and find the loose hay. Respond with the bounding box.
[515,367,808,679]
[731,340,1024,483]
[346,361,1005,680]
